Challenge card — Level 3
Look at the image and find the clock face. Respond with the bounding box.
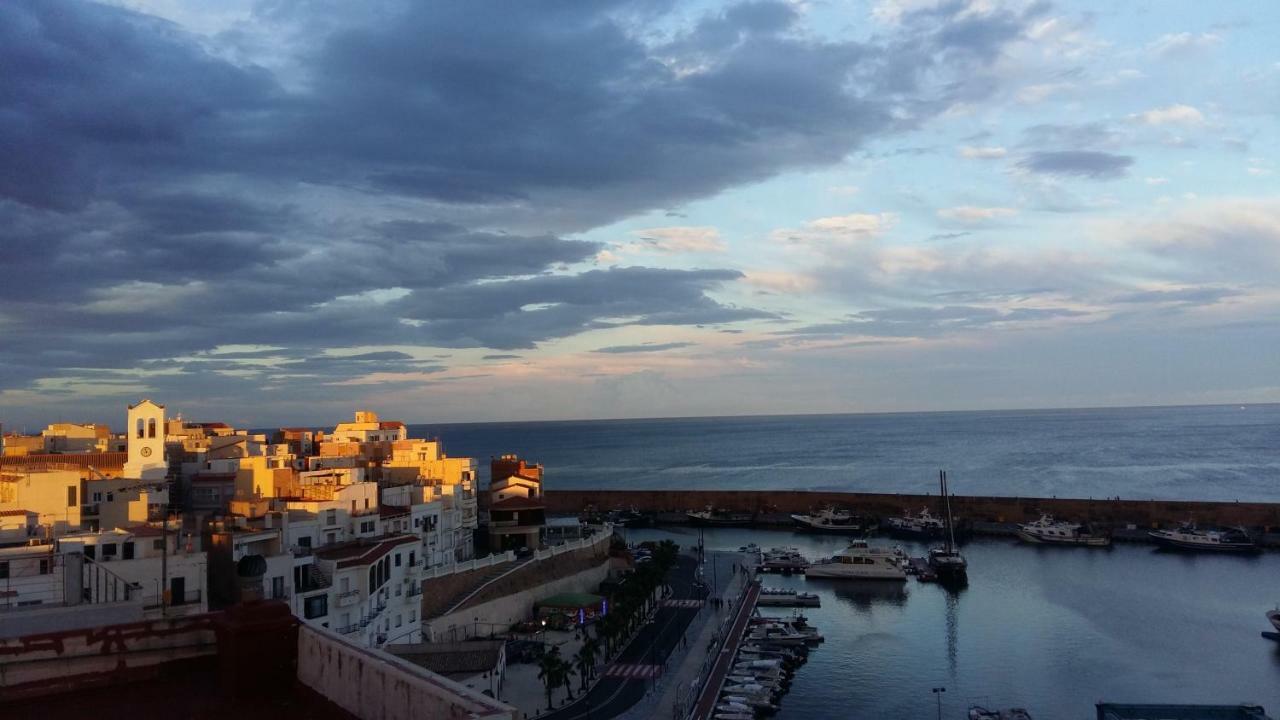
[140,446,153,458]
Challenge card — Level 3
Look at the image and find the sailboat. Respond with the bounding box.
[927,469,968,585]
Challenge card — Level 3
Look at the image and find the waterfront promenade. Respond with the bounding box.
[688,575,761,720]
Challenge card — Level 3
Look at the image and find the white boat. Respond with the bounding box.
[1148,523,1258,553]
[758,546,809,572]
[1016,514,1110,547]
[757,587,821,607]
[885,507,946,538]
[970,706,1033,720]
[927,470,968,584]
[790,506,873,533]
[804,539,907,580]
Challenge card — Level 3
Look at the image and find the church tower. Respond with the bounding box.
[123,399,167,481]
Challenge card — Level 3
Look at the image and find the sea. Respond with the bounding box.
[409,404,1280,718]
[412,403,1280,502]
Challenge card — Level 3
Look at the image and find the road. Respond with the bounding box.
[540,554,704,720]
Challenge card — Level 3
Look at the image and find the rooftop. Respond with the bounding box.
[387,640,504,676]
[489,496,545,511]
[313,535,420,568]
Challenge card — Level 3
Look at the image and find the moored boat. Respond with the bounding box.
[1148,522,1258,553]
[790,506,875,534]
[970,706,1034,720]
[688,505,756,527]
[927,470,968,585]
[804,539,907,581]
[885,507,946,538]
[1016,514,1110,547]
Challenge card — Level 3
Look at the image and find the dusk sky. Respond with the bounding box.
[2,0,1278,428]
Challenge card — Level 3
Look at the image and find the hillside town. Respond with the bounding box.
[0,402,598,647]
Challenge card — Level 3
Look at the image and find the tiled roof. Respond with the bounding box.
[0,509,34,517]
[314,535,419,569]
[0,452,126,470]
[379,504,410,518]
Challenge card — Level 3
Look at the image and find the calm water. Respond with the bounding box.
[416,404,1280,501]
[623,525,1280,720]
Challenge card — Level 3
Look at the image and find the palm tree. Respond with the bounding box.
[537,647,564,711]
[575,640,597,691]
[560,658,576,702]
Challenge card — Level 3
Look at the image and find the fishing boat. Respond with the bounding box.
[790,506,874,534]
[1148,522,1258,552]
[1016,514,1110,547]
[687,505,755,527]
[885,507,947,538]
[927,470,968,585]
[804,539,907,581]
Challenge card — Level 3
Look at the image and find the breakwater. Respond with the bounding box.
[545,490,1280,530]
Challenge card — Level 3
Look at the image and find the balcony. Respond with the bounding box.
[335,624,360,635]
[336,589,361,608]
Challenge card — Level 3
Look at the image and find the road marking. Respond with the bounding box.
[605,663,662,678]
[661,599,705,608]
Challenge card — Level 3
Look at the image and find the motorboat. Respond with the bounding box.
[688,506,755,526]
[970,706,1034,720]
[790,506,874,534]
[1016,514,1110,547]
[757,587,821,607]
[885,507,946,538]
[1148,523,1258,552]
[758,547,809,573]
[805,539,907,580]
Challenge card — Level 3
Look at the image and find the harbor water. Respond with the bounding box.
[417,403,1280,501]
[624,525,1280,719]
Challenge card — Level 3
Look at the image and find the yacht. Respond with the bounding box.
[970,706,1033,720]
[758,587,821,607]
[790,506,874,534]
[687,505,755,527]
[1016,514,1110,547]
[805,539,907,580]
[1148,522,1258,552]
[927,470,968,584]
[758,546,809,573]
[885,507,946,538]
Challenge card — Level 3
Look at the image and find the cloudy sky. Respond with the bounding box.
[2,0,1278,428]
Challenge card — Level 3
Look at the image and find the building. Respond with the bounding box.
[486,454,545,552]
[299,534,426,648]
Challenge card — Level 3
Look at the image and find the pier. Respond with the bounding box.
[689,579,761,720]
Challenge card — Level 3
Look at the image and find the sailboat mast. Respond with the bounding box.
[943,470,957,553]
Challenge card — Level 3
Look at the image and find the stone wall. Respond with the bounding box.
[546,490,1280,529]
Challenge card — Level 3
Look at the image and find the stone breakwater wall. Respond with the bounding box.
[545,490,1280,530]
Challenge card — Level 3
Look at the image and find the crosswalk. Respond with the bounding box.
[661,599,705,608]
[605,663,663,679]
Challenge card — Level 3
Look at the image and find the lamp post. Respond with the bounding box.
[932,687,946,720]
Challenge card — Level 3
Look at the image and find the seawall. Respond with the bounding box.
[544,490,1280,529]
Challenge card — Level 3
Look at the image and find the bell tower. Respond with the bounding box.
[123,399,167,480]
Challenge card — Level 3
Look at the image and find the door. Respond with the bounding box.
[170,576,186,606]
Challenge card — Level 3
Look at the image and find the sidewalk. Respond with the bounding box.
[617,550,752,720]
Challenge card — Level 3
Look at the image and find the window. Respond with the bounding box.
[298,536,312,549]
[153,539,165,551]
[409,551,416,566]
[364,498,370,510]
[304,595,328,619]
[136,418,144,438]
[395,614,402,628]
[395,552,402,567]
[0,561,8,579]
[122,542,134,560]
[92,491,103,502]
[409,609,415,622]
[39,559,50,575]
[67,486,77,507]
[272,576,285,599]
[106,492,114,502]
[148,418,156,438]
[84,545,96,560]
[326,510,337,526]
[101,543,117,558]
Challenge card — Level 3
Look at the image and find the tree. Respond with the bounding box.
[560,658,576,702]
[537,647,565,711]
[575,639,598,691]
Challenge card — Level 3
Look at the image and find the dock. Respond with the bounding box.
[690,580,762,720]
[905,557,937,581]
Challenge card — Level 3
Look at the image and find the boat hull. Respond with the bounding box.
[1148,532,1258,553]
[790,515,873,534]
[1015,529,1110,547]
[804,566,906,581]
[687,513,755,527]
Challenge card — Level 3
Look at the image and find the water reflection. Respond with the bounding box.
[823,579,909,609]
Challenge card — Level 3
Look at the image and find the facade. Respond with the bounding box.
[487,454,545,551]
[300,535,425,647]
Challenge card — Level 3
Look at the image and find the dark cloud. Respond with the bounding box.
[0,0,1049,418]
[481,354,522,361]
[1018,151,1134,179]
[593,342,695,354]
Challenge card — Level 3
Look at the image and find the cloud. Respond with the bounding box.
[482,354,522,361]
[958,145,1007,159]
[826,185,861,196]
[1144,177,1169,186]
[593,342,695,354]
[937,206,1018,223]
[780,304,1090,339]
[742,271,818,293]
[1018,151,1134,179]
[629,227,727,253]
[1147,32,1222,59]
[1131,104,1206,127]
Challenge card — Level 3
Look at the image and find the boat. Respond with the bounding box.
[790,506,874,534]
[1148,522,1258,552]
[970,706,1034,720]
[927,470,968,585]
[608,507,652,528]
[757,587,821,607]
[687,505,756,527]
[804,539,907,580]
[885,507,947,538]
[1015,514,1111,547]
[758,547,809,573]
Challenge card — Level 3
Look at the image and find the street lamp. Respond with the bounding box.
[932,687,946,720]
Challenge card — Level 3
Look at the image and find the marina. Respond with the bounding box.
[622,524,1280,720]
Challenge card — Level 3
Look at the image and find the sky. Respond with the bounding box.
[1,0,1278,429]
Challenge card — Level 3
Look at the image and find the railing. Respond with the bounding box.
[334,624,360,635]
[406,585,423,598]
[82,555,135,605]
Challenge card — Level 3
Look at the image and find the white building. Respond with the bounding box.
[293,535,425,648]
